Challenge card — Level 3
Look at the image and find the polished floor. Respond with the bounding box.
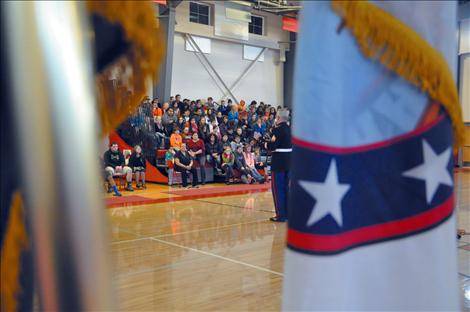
[108,171,470,311]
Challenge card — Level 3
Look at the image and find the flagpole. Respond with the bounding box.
[3,1,114,310]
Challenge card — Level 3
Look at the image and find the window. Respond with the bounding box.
[189,2,210,25]
[249,15,264,35]
[185,36,211,54]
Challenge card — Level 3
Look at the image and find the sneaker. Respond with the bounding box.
[107,187,113,193]
[142,183,147,189]
[126,185,134,192]
[113,192,122,197]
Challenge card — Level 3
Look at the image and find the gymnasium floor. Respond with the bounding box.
[107,171,470,311]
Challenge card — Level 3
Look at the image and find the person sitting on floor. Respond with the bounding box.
[129,145,147,189]
[243,144,265,183]
[234,144,254,184]
[221,145,235,185]
[103,142,134,196]
[174,143,199,188]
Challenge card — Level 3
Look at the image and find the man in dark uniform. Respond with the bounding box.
[265,109,292,222]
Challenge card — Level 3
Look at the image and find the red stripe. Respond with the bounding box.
[292,115,445,154]
[288,195,454,252]
[271,172,279,215]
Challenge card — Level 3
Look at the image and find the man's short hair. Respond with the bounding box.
[110,142,118,147]
[277,108,289,119]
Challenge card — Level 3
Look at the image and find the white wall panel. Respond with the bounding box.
[171,33,283,106]
[185,35,211,54]
[243,45,264,62]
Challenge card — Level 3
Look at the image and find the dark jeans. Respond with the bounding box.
[196,155,206,183]
[222,164,234,181]
[177,166,198,187]
[207,154,221,169]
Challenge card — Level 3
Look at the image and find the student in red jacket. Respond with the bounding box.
[187,132,206,184]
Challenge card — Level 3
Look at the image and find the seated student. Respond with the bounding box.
[233,144,254,184]
[230,135,242,152]
[218,99,230,116]
[182,127,192,142]
[183,110,191,123]
[170,128,183,149]
[221,146,235,185]
[152,98,163,117]
[226,126,235,141]
[266,113,276,129]
[177,116,187,131]
[219,115,229,135]
[211,123,222,141]
[187,132,206,185]
[162,107,177,126]
[235,127,247,143]
[129,145,147,189]
[253,146,267,178]
[174,143,199,188]
[216,111,224,125]
[155,116,168,148]
[221,134,231,151]
[228,104,239,127]
[205,134,222,172]
[103,142,134,195]
[243,144,265,183]
[198,118,210,142]
[253,117,266,136]
[189,117,199,134]
[165,147,176,186]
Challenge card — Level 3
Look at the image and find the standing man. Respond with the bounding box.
[265,109,291,222]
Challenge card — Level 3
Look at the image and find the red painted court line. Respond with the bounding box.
[106,185,270,208]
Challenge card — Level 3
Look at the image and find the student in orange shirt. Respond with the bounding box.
[152,98,163,117]
[170,128,183,149]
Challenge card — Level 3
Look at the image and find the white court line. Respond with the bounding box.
[111,219,269,245]
[153,219,268,238]
[150,237,284,277]
[111,237,151,245]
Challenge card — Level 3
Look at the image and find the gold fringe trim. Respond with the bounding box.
[331,1,464,147]
[1,192,29,312]
[86,1,166,136]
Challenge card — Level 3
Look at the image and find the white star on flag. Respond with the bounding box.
[402,140,452,204]
[298,159,351,227]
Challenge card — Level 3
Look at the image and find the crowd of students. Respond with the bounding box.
[105,95,288,195]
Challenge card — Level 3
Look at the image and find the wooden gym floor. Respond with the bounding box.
[107,171,470,311]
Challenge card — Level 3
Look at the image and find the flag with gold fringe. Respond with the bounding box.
[283,1,462,310]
